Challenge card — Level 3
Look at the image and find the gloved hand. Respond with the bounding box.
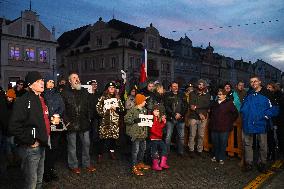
[134,118,141,124]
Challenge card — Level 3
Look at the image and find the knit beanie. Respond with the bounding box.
[6,89,16,99]
[25,71,43,86]
[135,94,146,105]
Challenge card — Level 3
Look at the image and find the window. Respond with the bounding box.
[166,64,170,72]
[129,56,134,68]
[135,58,141,70]
[111,57,116,69]
[26,24,34,38]
[39,50,48,62]
[148,37,156,50]
[91,59,96,70]
[161,63,165,71]
[100,58,105,69]
[96,36,102,47]
[25,48,35,61]
[82,59,88,71]
[9,46,20,60]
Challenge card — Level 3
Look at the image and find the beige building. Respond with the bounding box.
[0,10,57,88]
[57,18,174,90]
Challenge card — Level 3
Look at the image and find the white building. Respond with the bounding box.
[0,10,57,88]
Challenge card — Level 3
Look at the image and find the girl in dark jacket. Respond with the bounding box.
[209,89,238,164]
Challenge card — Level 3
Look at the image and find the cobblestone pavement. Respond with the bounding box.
[261,168,284,189]
[0,149,265,189]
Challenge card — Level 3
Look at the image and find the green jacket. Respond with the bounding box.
[124,106,148,141]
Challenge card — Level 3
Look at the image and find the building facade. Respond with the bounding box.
[57,18,174,90]
[0,10,57,88]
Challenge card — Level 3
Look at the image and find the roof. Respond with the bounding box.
[57,25,90,51]
[160,36,177,49]
[0,17,16,33]
[108,19,145,36]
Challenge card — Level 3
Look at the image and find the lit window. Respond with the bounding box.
[9,46,20,60]
[25,48,35,61]
[39,50,48,62]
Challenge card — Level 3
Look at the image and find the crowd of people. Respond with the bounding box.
[0,71,284,189]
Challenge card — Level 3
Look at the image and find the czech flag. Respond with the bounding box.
[139,49,147,83]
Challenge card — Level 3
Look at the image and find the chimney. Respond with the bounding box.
[52,26,55,38]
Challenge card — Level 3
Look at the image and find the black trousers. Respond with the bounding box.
[98,139,116,155]
[44,132,62,171]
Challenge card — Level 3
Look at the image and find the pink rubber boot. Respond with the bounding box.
[160,156,170,169]
[152,159,162,171]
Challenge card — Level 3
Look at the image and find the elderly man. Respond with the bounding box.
[9,71,50,189]
[61,72,95,174]
[241,76,278,173]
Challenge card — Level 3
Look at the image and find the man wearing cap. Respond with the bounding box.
[188,79,211,158]
[9,71,50,189]
[61,72,95,174]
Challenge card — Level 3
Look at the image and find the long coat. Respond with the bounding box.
[96,93,124,139]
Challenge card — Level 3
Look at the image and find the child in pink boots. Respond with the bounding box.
[150,105,169,171]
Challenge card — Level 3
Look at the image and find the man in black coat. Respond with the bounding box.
[164,81,187,156]
[9,71,50,189]
[61,72,96,174]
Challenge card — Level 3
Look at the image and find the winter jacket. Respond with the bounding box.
[240,88,279,134]
[8,91,49,146]
[209,99,238,132]
[0,95,14,136]
[124,106,148,141]
[164,91,187,121]
[96,93,124,139]
[188,90,211,120]
[226,90,241,112]
[44,88,65,118]
[61,86,91,132]
[149,116,166,140]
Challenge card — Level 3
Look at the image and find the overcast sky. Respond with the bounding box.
[1,0,283,71]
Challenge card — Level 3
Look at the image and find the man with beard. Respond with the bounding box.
[61,72,96,174]
[14,80,26,97]
[188,79,211,158]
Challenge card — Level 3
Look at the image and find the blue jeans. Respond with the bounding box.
[67,131,91,168]
[165,120,185,154]
[19,146,45,189]
[150,140,167,159]
[211,131,229,161]
[131,139,146,166]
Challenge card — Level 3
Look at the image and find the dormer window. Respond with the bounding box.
[26,24,34,38]
[96,36,102,47]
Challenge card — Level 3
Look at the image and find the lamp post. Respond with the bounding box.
[52,58,56,79]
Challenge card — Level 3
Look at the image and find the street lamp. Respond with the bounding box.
[52,58,56,78]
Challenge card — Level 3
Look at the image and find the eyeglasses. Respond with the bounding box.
[217,93,224,96]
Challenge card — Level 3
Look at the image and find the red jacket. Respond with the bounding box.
[150,116,166,140]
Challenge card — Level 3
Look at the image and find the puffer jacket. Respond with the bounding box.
[44,88,65,117]
[124,106,148,141]
[61,86,91,132]
[240,88,279,134]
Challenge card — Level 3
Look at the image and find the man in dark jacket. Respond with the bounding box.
[61,72,96,174]
[9,71,50,189]
[164,81,187,156]
[241,76,279,173]
[188,79,211,158]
